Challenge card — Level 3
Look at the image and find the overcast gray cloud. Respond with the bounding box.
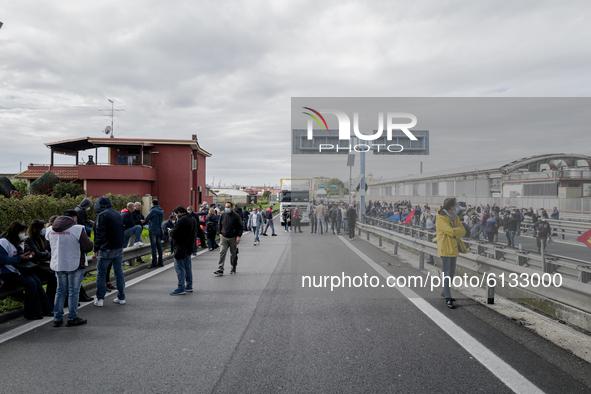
[1,0,591,186]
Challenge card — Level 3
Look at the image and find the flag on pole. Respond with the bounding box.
[404,208,417,225]
[576,229,591,249]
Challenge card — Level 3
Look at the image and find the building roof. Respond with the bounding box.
[45,136,212,157]
[215,189,249,196]
[372,153,591,185]
[15,168,79,180]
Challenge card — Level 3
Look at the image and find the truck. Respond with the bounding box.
[280,179,311,225]
[315,189,327,203]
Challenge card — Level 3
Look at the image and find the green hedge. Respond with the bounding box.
[0,193,140,230]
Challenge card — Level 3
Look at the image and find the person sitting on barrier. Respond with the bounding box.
[434,198,466,309]
[122,202,144,248]
[47,210,94,327]
[24,219,57,306]
[0,221,53,320]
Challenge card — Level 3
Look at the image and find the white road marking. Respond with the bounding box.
[338,236,544,394]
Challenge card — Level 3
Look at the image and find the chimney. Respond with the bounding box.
[192,134,197,141]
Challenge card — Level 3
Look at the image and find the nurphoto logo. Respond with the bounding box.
[302,107,418,153]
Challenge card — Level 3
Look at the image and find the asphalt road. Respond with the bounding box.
[0,217,590,393]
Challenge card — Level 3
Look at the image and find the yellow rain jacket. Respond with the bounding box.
[434,206,467,257]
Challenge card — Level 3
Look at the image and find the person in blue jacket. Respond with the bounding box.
[145,199,164,268]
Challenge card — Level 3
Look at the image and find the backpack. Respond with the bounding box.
[330,208,337,219]
[206,219,215,232]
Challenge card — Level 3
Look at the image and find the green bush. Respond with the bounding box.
[12,180,28,197]
[29,172,59,195]
[53,182,85,198]
[0,193,140,230]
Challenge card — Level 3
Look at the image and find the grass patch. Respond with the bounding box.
[0,296,23,313]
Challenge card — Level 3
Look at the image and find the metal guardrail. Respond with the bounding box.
[520,217,590,242]
[355,220,591,316]
[0,241,171,300]
[362,216,591,284]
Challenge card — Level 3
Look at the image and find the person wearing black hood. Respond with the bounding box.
[92,196,125,307]
[75,197,94,236]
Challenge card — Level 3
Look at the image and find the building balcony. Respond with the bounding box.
[17,164,157,182]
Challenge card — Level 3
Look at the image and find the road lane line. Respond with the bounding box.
[339,236,544,394]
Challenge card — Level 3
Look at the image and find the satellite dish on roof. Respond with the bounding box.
[104,126,112,135]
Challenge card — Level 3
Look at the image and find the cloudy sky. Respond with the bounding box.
[1,1,590,188]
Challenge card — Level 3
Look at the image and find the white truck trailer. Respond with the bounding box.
[279,178,311,225]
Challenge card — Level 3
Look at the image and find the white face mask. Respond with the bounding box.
[19,233,26,241]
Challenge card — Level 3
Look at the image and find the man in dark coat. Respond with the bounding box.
[92,196,125,307]
[169,206,197,295]
[347,204,357,240]
[215,202,243,275]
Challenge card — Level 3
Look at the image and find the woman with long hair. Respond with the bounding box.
[0,221,53,320]
[23,219,57,305]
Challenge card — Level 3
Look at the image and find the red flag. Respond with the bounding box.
[577,229,591,249]
[404,208,417,225]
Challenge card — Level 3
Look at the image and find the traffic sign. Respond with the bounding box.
[329,184,338,189]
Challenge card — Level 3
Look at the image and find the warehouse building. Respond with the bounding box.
[368,154,591,211]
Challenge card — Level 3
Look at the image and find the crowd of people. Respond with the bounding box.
[1,192,562,322]
[366,199,558,254]
[0,197,283,325]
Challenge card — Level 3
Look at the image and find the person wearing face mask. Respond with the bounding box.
[214,202,243,275]
[162,213,176,242]
[0,221,53,320]
[434,198,466,310]
[75,197,94,236]
[23,219,57,305]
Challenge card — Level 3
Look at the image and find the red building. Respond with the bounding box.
[17,136,211,215]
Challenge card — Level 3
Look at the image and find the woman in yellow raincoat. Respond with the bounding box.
[434,198,466,309]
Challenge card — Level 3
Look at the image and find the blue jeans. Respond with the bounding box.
[123,225,143,247]
[54,268,85,321]
[149,232,163,266]
[336,219,342,235]
[317,218,325,234]
[96,248,125,301]
[508,231,516,248]
[285,221,291,231]
[174,255,192,290]
[0,273,52,319]
[207,230,217,249]
[253,226,260,243]
[263,219,275,235]
[441,256,457,301]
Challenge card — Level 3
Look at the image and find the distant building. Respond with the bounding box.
[16,136,211,215]
[368,154,591,211]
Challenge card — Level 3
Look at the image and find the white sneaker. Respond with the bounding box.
[254,243,257,246]
[134,242,145,246]
[113,298,126,305]
[94,299,104,307]
[284,230,287,232]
